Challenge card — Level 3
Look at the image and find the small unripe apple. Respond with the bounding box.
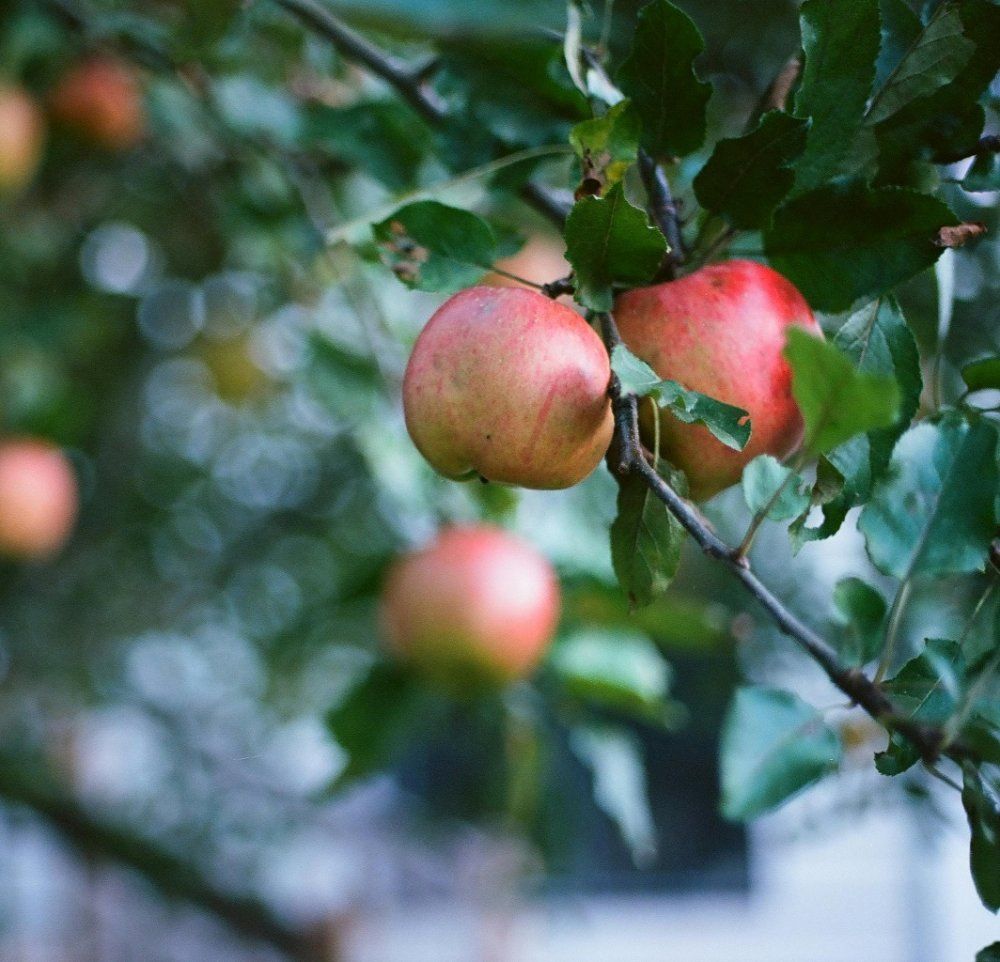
[382,526,560,683]
[0,87,45,194]
[0,440,78,559]
[403,286,613,489]
[51,57,145,151]
[615,260,822,500]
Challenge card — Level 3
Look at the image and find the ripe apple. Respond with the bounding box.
[0,87,45,194]
[615,260,821,500]
[403,286,613,489]
[51,57,145,151]
[0,440,78,559]
[382,525,560,683]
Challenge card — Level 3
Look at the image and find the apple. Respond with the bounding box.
[615,260,821,500]
[0,87,45,194]
[0,440,78,559]
[51,57,145,151]
[382,525,560,683]
[403,286,613,489]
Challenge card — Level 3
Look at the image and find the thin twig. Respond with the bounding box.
[596,309,966,765]
[637,149,685,276]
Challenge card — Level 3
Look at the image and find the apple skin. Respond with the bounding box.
[403,286,613,489]
[615,260,821,501]
[0,87,45,194]
[382,525,560,684]
[0,440,78,559]
[51,58,145,152]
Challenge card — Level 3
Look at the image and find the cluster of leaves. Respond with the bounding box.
[342,0,1000,931]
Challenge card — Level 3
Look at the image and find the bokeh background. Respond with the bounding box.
[0,0,998,959]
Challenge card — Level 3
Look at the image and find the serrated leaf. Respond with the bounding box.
[793,0,881,190]
[766,181,957,312]
[741,455,811,521]
[373,201,501,293]
[565,184,666,310]
[693,112,809,228]
[611,344,751,451]
[963,152,1000,192]
[784,328,900,455]
[876,0,923,90]
[570,724,657,865]
[610,449,686,609]
[720,687,841,821]
[616,0,711,158]
[570,100,641,196]
[549,628,683,727]
[859,416,999,579]
[963,764,1000,912]
[865,5,975,126]
[833,577,887,666]
[875,639,964,775]
[963,357,1000,393]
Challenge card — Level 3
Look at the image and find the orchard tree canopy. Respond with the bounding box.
[0,0,999,957]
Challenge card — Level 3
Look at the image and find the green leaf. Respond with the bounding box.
[872,0,1000,180]
[564,184,666,310]
[876,0,923,91]
[616,0,712,158]
[876,639,964,775]
[372,201,500,293]
[549,628,684,727]
[963,764,1000,912]
[569,100,641,196]
[792,0,881,191]
[832,577,887,666]
[784,327,901,456]
[741,455,811,521]
[305,100,431,191]
[610,450,686,610]
[963,357,1000,393]
[977,943,1000,962]
[865,5,975,126]
[720,687,841,821]
[859,416,999,579]
[326,660,436,789]
[963,152,1000,193]
[765,181,957,312]
[611,344,752,451]
[693,112,809,229]
[570,724,658,865]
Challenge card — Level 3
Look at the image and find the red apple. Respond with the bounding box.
[403,286,613,489]
[51,57,145,152]
[0,87,45,194]
[615,260,821,500]
[382,525,560,683]
[0,440,78,559]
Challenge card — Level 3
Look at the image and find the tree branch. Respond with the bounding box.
[637,149,684,277]
[936,134,1000,166]
[270,0,571,227]
[0,758,310,959]
[597,310,965,766]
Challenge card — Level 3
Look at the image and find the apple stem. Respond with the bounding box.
[596,307,969,768]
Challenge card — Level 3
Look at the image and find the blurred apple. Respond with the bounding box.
[485,234,572,295]
[382,525,560,684]
[51,57,146,151]
[0,440,78,559]
[0,86,45,194]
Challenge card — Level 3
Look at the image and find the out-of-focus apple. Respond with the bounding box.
[51,57,146,151]
[382,525,560,683]
[0,440,78,559]
[0,87,45,194]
